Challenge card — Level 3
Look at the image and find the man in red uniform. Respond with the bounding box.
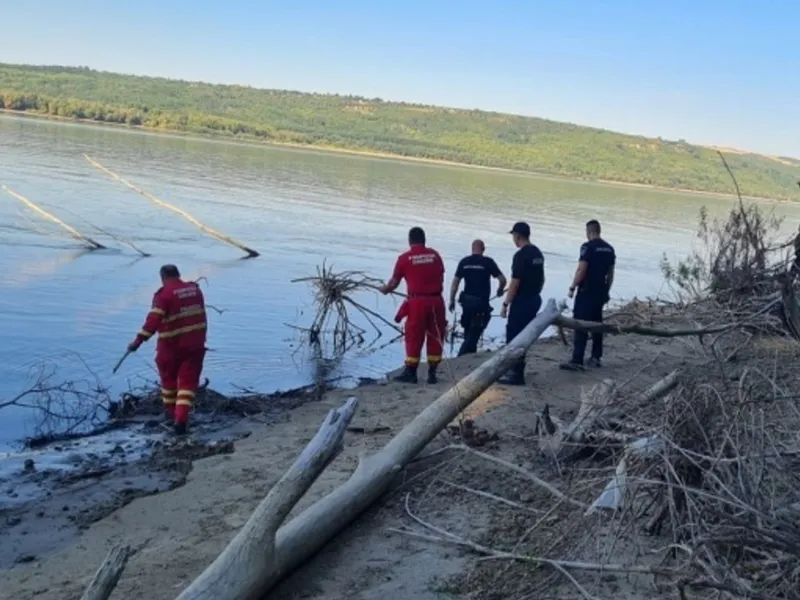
[380,227,446,384]
[127,264,208,435]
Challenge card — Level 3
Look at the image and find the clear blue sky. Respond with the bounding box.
[2,1,799,157]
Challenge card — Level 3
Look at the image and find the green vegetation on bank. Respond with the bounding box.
[1,63,799,199]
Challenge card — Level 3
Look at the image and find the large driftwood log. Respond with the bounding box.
[175,396,359,600]
[80,544,131,600]
[555,315,733,338]
[2,184,106,250]
[84,155,260,258]
[178,298,562,600]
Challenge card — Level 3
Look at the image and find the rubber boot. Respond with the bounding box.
[498,360,526,386]
[393,365,418,384]
[174,404,190,435]
[427,363,439,384]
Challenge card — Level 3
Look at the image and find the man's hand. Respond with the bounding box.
[127,340,140,353]
[448,300,456,313]
[567,286,576,299]
[496,285,505,298]
[500,303,508,319]
[378,285,390,295]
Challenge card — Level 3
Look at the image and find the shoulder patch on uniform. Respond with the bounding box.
[579,243,590,259]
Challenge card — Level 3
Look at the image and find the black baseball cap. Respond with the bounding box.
[509,221,530,237]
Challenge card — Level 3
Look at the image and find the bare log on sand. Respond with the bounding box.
[175,396,359,600]
[555,314,735,338]
[172,298,563,600]
[80,544,131,600]
[83,154,260,259]
[2,185,106,250]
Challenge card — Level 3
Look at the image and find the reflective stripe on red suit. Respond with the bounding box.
[391,244,446,366]
[134,279,207,426]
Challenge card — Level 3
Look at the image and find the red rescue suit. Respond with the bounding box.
[394,300,409,324]
[131,279,208,427]
[391,244,446,367]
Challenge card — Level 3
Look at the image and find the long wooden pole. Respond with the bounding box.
[2,185,106,250]
[83,154,260,259]
[176,298,563,600]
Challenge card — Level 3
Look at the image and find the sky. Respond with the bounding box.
[1,1,799,158]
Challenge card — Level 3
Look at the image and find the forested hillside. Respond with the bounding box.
[1,63,798,199]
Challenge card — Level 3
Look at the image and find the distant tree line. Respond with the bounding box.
[1,63,798,200]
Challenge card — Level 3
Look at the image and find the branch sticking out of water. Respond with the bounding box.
[291,261,403,355]
[57,203,151,257]
[1,185,106,250]
[83,154,260,259]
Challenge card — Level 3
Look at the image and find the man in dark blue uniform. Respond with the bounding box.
[561,219,616,371]
[498,222,545,386]
[448,239,507,356]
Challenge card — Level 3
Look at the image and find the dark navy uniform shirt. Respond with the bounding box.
[511,243,545,299]
[579,238,616,296]
[455,254,502,302]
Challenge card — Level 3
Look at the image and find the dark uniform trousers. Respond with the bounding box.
[572,291,605,364]
[458,293,491,356]
[505,295,542,378]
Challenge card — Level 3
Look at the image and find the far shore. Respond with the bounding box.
[0,108,784,204]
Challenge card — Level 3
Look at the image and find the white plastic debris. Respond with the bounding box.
[585,435,665,515]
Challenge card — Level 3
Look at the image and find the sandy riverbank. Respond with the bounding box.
[0,319,708,600]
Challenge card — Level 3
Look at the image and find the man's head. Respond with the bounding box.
[586,219,601,240]
[509,221,530,248]
[159,264,181,284]
[471,239,485,255]
[408,226,426,246]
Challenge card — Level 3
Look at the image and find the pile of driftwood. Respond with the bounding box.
[523,315,800,599]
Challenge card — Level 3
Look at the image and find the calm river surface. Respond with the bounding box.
[1,115,799,449]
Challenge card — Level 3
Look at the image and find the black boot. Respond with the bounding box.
[559,360,585,372]
[427,363,439,384]
[498,360,526,386]
[498,371,525,386]
[173,422,188,436]
[392,366,418,384]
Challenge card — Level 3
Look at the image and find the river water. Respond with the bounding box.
[1,114,798,449]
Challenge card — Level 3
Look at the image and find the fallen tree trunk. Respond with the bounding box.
[179,298,562,600]
[80,544,131,600]
[555,315,733,338]
[84,154,260,259]
[175,396,359,600]
[2,185,106,250]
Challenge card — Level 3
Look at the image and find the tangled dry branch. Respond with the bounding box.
[1,355,115,447]
[291,261,403,355]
